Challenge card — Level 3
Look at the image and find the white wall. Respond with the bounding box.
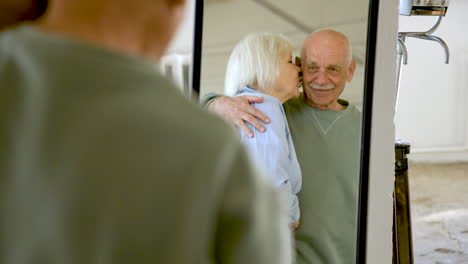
[395,0,468,163]
[161,0,195,94]
[167,0,195,55]
[365,0,399,263]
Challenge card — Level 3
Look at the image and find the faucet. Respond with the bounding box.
[398,16,450,64]
[397,38,408,65]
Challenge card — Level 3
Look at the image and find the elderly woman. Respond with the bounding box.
[224,33,302,229]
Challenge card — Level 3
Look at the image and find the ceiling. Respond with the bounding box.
[168,0,372,107]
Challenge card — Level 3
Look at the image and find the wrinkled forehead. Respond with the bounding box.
[303,45,349,67]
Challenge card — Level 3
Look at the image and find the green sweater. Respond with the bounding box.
[284,95,361,264]
[201,94,362,264]
[0,25,290,264]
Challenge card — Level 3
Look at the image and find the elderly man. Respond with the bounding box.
[0,0,291,263]
[202,29,361,264]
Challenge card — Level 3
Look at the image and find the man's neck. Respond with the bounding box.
[305,99,346,111]
[35,5,166,61]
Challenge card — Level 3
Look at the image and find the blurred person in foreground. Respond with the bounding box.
[0,0,291,263]
[224,32,302,230]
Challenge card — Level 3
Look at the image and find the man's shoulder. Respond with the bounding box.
[106,84,240,150]
[345,104,362,121]
[286,92,307,104]
[283,95,306,115]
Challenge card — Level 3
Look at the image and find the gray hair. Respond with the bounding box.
[224,33,293,96]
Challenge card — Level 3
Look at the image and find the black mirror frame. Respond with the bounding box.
[356,0,380,263]
[191,0,204,98]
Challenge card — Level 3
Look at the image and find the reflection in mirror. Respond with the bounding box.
[199,0,371,263]
[160,0,196,98]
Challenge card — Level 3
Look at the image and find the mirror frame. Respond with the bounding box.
[356,0,379,263]
[191,0,204,98]
[191,1,381,263]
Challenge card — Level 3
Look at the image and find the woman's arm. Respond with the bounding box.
[200,93,270,137]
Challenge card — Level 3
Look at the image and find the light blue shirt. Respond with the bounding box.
[237,87,302,223]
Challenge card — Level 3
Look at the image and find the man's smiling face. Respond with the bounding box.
[301,30,356,111]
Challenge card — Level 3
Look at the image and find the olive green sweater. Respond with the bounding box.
[0,25,290,264]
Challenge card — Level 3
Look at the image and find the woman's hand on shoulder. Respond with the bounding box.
[210,95,270,138]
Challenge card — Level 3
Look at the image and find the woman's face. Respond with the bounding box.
[273,50,301,101]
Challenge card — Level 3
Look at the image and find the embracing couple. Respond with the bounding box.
[202,29,362,264]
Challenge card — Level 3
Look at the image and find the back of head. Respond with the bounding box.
[0,0,47,30]
[23,0,187,61]
[224,32,292,96]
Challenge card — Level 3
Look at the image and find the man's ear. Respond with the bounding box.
[295,56,302,68]
[347,60,356,82]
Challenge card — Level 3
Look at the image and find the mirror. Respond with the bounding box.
[193,0,379,263]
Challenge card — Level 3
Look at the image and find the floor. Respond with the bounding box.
[410,163,468,264]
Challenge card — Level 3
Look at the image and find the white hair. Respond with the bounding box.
[224,33,293,96]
